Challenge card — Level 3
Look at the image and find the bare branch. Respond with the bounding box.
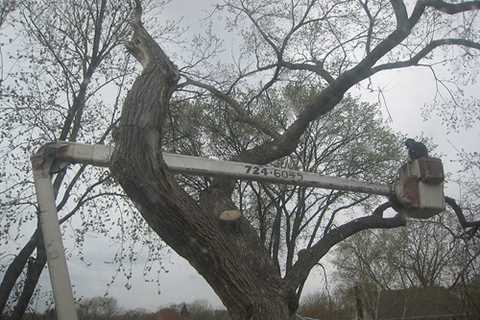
[423,0,480,14]
[227,0,480,168]
[286,202,406,288]
[390,0,409,32]
[445,196,480,230]
[372,38,480,73]
[280,61,334,84]
[358,0,375,54]
[237,1,281,58]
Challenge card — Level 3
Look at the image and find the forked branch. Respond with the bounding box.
[286,201,405,289]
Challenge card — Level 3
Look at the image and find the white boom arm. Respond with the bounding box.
[55,142,392,195]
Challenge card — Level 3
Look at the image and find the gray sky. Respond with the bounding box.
[4,0,480,314]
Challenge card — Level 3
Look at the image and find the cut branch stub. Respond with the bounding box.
[220,210,242,221]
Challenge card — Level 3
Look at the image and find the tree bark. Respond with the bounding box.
[110,6,296,319]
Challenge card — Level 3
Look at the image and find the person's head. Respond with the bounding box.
[405,138,415,147]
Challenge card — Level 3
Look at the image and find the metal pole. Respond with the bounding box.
[31,147,78,320]
[162,152,392,195]
[54,142,392,195]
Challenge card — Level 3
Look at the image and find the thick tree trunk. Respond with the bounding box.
[110,10,296,319]
[112,153,294,319]
[111,67,295,320]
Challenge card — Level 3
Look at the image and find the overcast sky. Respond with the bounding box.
[5,0,480,313]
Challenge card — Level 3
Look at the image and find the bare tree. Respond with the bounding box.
[334,215,475,288]
[108,1,480,319]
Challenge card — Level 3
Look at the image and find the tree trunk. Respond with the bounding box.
[111,69,295,320]
[0,231,38,316]
[355,285,364,320]
[110,12,297,319]
[10,243,47,320]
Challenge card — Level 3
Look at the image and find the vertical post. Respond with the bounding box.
[31,149,78,320]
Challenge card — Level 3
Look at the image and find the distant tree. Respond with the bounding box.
[233,90,404,298]
[335,215,479,288]
[299,291,349,320]
[118,308,150,320]
[333,214,480,319]
[77,296,118,320]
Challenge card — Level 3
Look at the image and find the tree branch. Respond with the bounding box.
[182,77,280,139]
[423,0,480,14]
[372,38,480,73]
[126,0,178,80]
[0,231,39,315]
[235,0,420,165]
[280,61,334,84]
[445,196,480,231]
[232,0,480,167]
[390,0,409,32]
[286,202,406,289]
